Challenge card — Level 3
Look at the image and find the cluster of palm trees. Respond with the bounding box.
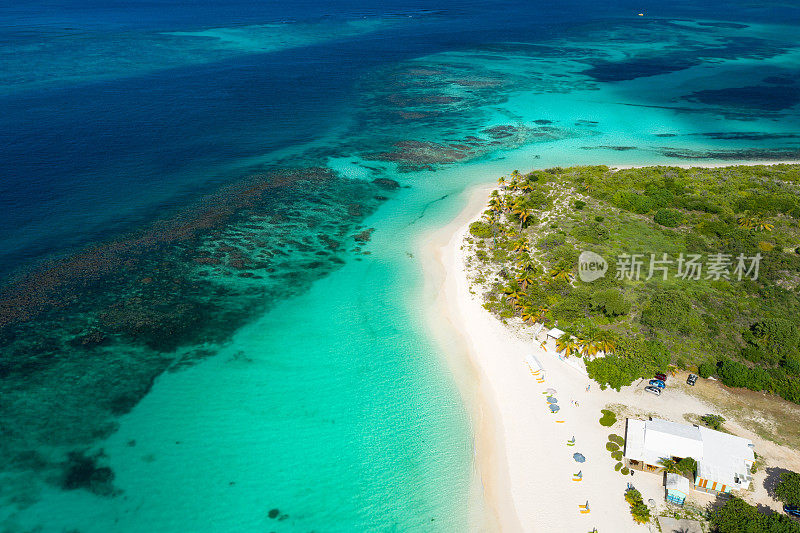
[488,182,535,232]
[737,211,774,232]
[554,331,616,360]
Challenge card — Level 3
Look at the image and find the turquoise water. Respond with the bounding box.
[3,5,800,532]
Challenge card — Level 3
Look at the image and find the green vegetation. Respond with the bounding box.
[606,442,619,452]
[709,497,800,533]
[620,466,629,475]
[653,207,684,227]
[701,414,726,430]
[469,165,800,403]
[469,221,493,238]
[599,409,617,426]
[776,470,800,507]
[624,487,651,524]
[608,433,625,446]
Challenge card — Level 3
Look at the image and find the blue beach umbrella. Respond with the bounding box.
[573,453,586,463]
[546,396,558,404]
[549,404,560,413]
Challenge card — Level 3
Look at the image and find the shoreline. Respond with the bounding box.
[421,162,800,531]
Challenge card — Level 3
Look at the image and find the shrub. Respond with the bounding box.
[612,451,623,460]
[606,442,619,452]
[630,502,651,523]
[599,409,617,427]
[698,361,715,379]
[701,414,725,430]
[620,466,630,475]
[776,470,800,507]
[591,289,630,317]
[639,288,695,333]
[653,208,683,227]
[469,221,493,238]
[615,462,623,471]
[574,199,586,210]
[710,497,800,533]
[625,487,651,523]
[751,319,800,362]
[608,434,625,446]
[595,216,604,222]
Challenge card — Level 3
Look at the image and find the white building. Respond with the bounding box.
[624,418,755,494]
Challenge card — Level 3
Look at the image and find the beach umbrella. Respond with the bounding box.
[545,388,557,394]
[546,396,558,404]
[573,453,585,463]
[549,404,561,413]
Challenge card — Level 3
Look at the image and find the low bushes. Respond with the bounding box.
[599,409,617,427]
[469,221,493,238]
[624,487,651,524]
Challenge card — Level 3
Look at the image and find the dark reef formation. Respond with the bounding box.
[0,167,395,499]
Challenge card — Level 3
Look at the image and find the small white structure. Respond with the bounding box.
[624,418,754,494]
[546,327,565,341]
[665,473,692,505]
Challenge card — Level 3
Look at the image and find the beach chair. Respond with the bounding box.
[572,470,582,482]
[556,419,565,423]
[566,436,576,446]
[579,501,590,514]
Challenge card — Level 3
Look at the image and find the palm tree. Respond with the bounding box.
[520,182,533,193]
[657,457,682,475]
[512,238,530,254]
[488,196,503,214]
[737,212,755,229]
[738,212,774,232]
[517,258,538,274]
[497,176,506,190]
[512,204,533,231]
[521,306,536,324]
[752,214,774,232]
[549,264,574,283]
[516,271,537,290]
[503,284,525,306]
[595,331,617,355]
[555,335,580,358]
[576,337,601,359]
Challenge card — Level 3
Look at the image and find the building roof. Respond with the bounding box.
[624,418,755,488]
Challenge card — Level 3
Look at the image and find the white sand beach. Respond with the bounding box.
[422,175,800,532]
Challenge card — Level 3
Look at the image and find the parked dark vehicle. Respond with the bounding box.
[655,373,667,382]
[786,505,800,518]
[687,374,698,386]
[644,386,662,396]
[648,379,666,389]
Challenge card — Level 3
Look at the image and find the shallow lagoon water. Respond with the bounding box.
[2,2,800,531]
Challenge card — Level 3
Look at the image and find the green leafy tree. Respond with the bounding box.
[776,470,800,507]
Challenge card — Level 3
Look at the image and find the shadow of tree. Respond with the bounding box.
[706,491,733,514]
[764,466,793,499]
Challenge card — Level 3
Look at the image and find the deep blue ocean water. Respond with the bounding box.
[2,0,800,531]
